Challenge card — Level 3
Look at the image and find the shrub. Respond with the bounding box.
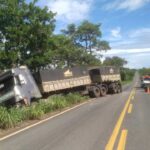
[36,100,53,114]
[0,106,13,129]
[28,105,44,120]
[66,93,87,104]
[8,107,24,125]
[48,95,68,110]
[0,93,88,129]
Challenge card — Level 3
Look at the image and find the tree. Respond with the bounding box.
[48,35,101,68]
[0,0,56,70]
[61,24,76,40]
[120,68,135,81]
[0,0,109,70]
[103,56,127,67]
[77,20,111,54]
[48,35,80,68]
[62,21,110,55]
[61,21,110,66]
[76,20,101,53]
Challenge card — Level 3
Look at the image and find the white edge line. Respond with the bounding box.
[0,99,93,141]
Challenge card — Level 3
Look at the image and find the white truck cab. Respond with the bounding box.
[0,66,41,105]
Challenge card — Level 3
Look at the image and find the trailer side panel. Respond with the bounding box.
[34,67,92,93]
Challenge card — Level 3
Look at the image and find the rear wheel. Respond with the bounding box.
[100,86,107,96]
[89,86,100,98]
[117,84,122,93]
[109,83,117,94]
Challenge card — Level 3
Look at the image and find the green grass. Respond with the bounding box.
[122,80,132,85]
[0,93,88,129]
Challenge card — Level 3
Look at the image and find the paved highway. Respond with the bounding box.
[1,74,150,150]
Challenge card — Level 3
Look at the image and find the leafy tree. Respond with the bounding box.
[62,21,110,54]
[96,40,111,51]
[103,56,127,67]
[61,24,76,41]
[48,35,101,68]
[61,21,110,66]
[139,68,150,76]
[0,0,55,70]
[76,20,101,53]
[0,0,108,70]
[120,68,135,81]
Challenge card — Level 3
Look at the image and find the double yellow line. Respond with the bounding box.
[105,88,135,150]
[117,130,128,150]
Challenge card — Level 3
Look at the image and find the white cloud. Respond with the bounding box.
[101,48,150,56]
[46,0,93,23]
[108,27,150,49]
[105,0,150,11]
[101,48,150,68]
[129,28,150,38]
[110,27,122,39]
[101,27,150,68]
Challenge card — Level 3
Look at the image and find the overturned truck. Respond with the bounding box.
[0,66,121,105]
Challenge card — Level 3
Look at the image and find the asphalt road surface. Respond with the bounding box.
[1,73,150,150]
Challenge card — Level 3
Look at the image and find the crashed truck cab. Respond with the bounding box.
[0,66,41,105]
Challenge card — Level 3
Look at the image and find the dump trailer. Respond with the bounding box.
[33,66,92,94]
[34,66,122,98]
[0,66,122,106]
[88,66,122,97]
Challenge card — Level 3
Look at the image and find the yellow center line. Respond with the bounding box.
[117,129,128,150]
[105,89,135,150]
[128,104,133,114]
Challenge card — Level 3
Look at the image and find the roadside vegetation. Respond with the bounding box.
[139,68,150,76]
[0,0,135,130]
[0,93,88,129]
[0,0,110,71]
[120,68,136,84]
[0,0,133,80]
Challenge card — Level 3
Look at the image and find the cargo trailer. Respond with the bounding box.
[0,66,122,106]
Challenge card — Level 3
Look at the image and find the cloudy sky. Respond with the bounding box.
[31,0,150,68]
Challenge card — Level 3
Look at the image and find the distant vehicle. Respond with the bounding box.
[141,75,150,88]
[0,66,122,106]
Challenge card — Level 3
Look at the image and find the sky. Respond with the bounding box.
[30,0,150,68]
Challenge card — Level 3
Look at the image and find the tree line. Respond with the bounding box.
[139,68,150,76]
[0,0,135,82]
[0,0,111,71]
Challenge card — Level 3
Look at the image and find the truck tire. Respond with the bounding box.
[109,83,117,94]
[113,83,118,94]
[89,86,100,98]
[100,86,107,96]
[117,84,122,93]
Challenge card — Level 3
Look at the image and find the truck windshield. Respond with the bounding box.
[0,76,14,98]
[144,78,150,81]
[0,76,14,103]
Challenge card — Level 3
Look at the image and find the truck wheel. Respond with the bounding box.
[117,84,122,93]
[89,86,100,98]
[109,83,117,94]
[113,84,118,94]
[100,86,107,96]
